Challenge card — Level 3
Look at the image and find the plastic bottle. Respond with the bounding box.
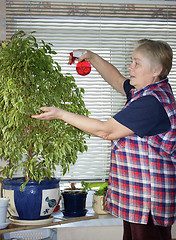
[69,51,91,76]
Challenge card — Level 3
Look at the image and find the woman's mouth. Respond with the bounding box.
[130,75,135,80]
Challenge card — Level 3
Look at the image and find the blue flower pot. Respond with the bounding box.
[3,177,60,220]
[62,191,87,217]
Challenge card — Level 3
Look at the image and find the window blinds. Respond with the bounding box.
[6,0,176,181]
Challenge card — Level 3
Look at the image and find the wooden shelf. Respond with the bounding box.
[0,215,98,235]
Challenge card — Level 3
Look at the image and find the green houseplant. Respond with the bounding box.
[81,181,108,196]
[82,181,108,215]
[92,182,108,215]
[0,31,89,220]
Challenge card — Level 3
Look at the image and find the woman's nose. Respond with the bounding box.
[128,63,132,71]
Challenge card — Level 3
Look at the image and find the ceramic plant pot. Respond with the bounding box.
[2,177,60,220]
[62,191,87,217]
[93,195,108,215]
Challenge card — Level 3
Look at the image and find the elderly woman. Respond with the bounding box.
[32,39,176,240]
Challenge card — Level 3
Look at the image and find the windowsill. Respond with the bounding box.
[52,208,123,228]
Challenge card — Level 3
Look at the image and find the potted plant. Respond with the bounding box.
[82,181,108,215]
[61,183,88,217]
[0,31,89,220]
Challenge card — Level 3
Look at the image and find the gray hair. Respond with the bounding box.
[135,39,173,80]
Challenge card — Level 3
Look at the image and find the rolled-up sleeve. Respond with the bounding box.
[113,95,171,137]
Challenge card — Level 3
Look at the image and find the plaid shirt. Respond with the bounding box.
[106,79,176,226]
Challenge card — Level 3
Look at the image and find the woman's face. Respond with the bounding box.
[128,50,161,91]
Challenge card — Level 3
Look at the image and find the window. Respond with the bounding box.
[6,0,176,181]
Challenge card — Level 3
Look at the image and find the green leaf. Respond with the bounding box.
[0,177,4,182]
[20,180,29,192]
[21,148,28,155]
[38,144,43,152]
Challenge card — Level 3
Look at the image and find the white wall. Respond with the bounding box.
[57,222,176,240]
[172,223,176,239]
[57,225,123,240]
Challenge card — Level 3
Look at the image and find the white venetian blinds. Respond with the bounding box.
[6,0,176,181]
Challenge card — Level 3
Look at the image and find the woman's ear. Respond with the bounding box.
[153,64,163,78]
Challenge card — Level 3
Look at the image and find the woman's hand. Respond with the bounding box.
[31,107,63,120]
[68,50,96,65]
[77,50,95,63]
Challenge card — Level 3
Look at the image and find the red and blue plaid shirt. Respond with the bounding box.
[106,79,176,226]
